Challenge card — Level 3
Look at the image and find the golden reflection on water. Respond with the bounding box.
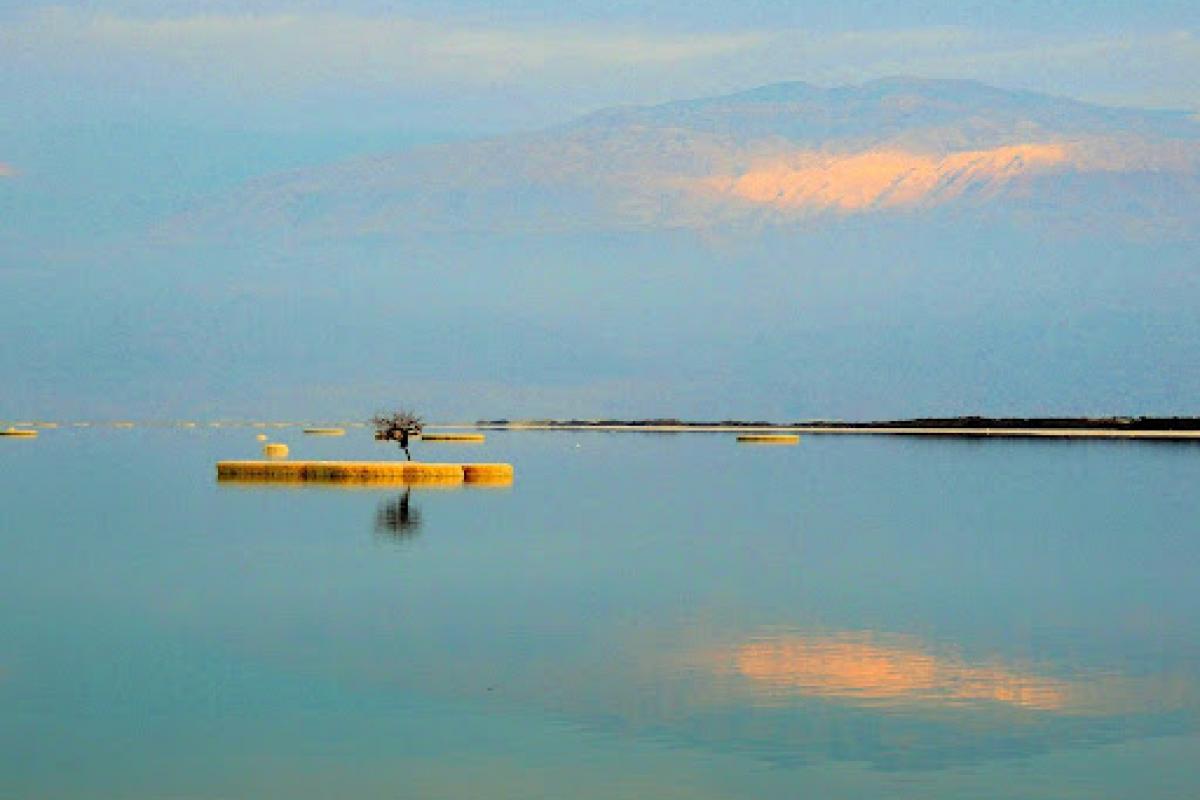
[730,632,1071,711]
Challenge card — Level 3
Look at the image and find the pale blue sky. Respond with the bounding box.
[3,3,1198,138]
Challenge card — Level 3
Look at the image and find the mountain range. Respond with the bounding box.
[171,78,1200,242]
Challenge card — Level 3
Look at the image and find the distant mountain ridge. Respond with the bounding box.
[570,77,1200,144]
[168,78,1200,241]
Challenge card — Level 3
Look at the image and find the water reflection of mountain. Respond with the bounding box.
[375,489,422,540]
[732,634,1070,710]
[418,627,1197,773]
[679,632,1196,770]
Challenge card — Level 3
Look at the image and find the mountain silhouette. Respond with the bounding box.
[169,78,1200,242]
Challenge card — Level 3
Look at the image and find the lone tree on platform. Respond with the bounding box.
[371,409,423,461]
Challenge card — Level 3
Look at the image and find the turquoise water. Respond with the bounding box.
[2,427,1199,799]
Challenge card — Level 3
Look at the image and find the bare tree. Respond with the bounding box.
[371,409,424,461]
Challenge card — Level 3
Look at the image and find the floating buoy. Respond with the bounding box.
[263,443,289,458]
[256,434,268,441]
[1,427,38,437]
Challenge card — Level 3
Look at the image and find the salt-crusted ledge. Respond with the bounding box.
[217,460,513,484]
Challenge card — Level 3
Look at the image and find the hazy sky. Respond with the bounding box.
[3,1,1198,231]
[2,0,1197,243]
[2,2,1199,419]
[5,2,1199,128]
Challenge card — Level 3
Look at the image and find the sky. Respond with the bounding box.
[3,1,1198,236]
[2,2,1198,218]
[1,2,1199,419]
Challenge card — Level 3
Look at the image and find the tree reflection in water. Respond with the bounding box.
[375,488,422,540]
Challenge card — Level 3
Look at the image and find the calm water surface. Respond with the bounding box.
[2,427,1199,798]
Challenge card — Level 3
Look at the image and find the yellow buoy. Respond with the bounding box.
[303,427,345,436]
[263,443,289,458]
[256,434,268,441]
[1,427,38,437]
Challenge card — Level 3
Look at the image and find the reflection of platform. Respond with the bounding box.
[216,460,513,485]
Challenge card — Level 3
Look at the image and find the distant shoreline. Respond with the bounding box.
[8,417,1200,441]
[468,417,1200,440]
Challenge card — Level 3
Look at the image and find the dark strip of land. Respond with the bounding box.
[471,417,1200,440]
[477,416,1200,430]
